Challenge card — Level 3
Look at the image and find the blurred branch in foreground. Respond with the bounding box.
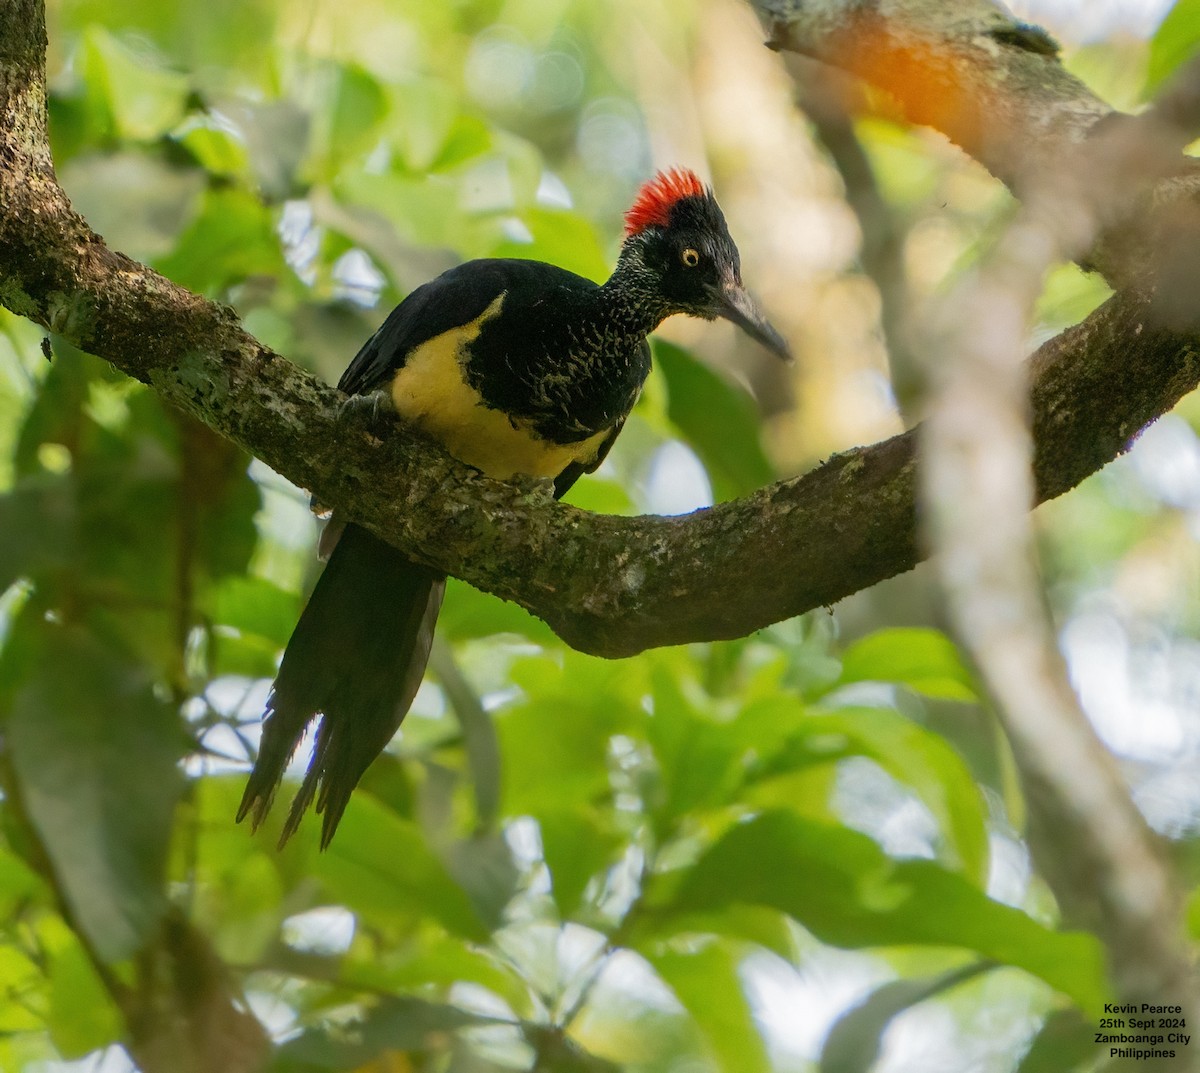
[754,0,1200,1051]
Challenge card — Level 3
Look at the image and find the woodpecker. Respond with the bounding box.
[238,168,790,848]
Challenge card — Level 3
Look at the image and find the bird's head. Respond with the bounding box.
[621,167,791,362]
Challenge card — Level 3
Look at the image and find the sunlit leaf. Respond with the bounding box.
[173,120,252,179]
[753,704,989,884]
[205,852,284,964]
[490,207,610,283]
[305,63,388,183]
[0,844,44,906]
[388,81,458,174]
[647,811,1106,1013]
[647,942,771,1073]
[835,627,979,702]
[538,806,622,918]
[1146,0,1200,95]
[645,667,748,822]
[642,905,795,962]
[210,574,300,647]
[0,946,44,1032]
[47,939,123,1058]
[334,933,528,1013]
[154,186,285,294]
[82,27,189,141]
[309,794,487,942]
[496,653,641,814]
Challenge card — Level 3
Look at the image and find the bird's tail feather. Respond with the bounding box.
[236,522,444,849]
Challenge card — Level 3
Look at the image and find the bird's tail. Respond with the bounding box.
[236,522,444,849]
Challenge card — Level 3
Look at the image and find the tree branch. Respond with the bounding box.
[757,0,1200,1029]
[0,0,1198,667]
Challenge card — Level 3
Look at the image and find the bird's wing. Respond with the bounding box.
[337,265,506,397]
[552,338,647,498]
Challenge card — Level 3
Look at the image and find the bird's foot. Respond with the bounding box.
[511,473,557,501]
[337,390,394,430]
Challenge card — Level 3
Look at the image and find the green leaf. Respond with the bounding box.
[0,946,44,1032]
[388,81,458,174]
[836,628,979,702]
[646,668,748,822]
[82,28,189,142]
[305,63,388,182]
[646,942,771,1073]
[644,905,795,961]
[649,811,1107,1013]
[442,832,519,931]
[1146,0,1200,95]
[0,845,44,907]
[47,938,123,1058]
[0,477,76,591]
[210,574,300,648]
[335,171,460,249]
[6,624,182,963]
[1016,1009,1101,1073]
[205,852,284,964]
[490,207,610,283]
[309,793,487,942]
[275,995,499,1069]
[539,807,622,919]
[496,653,640,814]
[173,119,252,179]
[334,933,527,1013]
[208,627,281,679]
[429,641,502,829]
[759,705,989,885]
[653,341,775,500]
[430,114,494,172]
[560,474,637,515]
[819,962,994,1073]
[154,186,285,294]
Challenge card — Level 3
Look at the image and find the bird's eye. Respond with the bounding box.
[681,248,700,268]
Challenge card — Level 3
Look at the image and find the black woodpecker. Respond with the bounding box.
[238,167,790,848]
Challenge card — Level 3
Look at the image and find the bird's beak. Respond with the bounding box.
[705,282,792,363]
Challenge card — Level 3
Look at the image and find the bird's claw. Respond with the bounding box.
[337,390,392,429]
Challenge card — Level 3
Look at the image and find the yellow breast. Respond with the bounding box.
[389,293,610,480]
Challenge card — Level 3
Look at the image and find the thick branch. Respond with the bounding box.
[753,0,1200,302]
[0,1,1198,672]
[1,12,1199,658]
[761,0,1199,1024]
[754,0,1106,191]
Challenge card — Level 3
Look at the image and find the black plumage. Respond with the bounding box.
[238,170,789,848]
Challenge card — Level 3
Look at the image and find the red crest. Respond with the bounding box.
[624,167,707,237]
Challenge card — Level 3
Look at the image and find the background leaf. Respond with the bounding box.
[6,624,183,963]
[1146,0,1200,95]
[819,963,994,1073]
[649,811,1107,1013]
[835,628,979,702]
[654,340,775,500]
[647,942,772,1073]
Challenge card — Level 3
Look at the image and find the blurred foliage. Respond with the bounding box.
[2,0,1199,1072]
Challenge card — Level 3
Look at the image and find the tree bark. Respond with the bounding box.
[0,0,1197,664]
